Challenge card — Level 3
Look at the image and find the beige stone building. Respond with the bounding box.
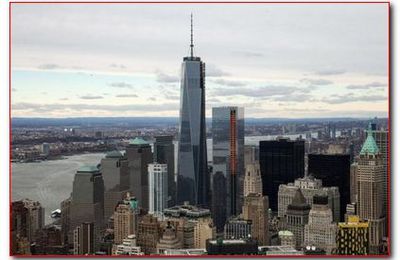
[242,193,269,245]
[244,163,262,197]
[113,193,139,245]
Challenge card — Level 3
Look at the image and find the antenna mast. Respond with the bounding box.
[190,13,194,58]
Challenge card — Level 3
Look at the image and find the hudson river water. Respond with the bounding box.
[12,134,313,224]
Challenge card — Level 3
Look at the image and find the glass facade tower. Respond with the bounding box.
[177,16,208,207]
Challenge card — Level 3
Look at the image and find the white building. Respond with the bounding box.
[113,235,144,255]
[278,176,340,222]
[148,163,168,219]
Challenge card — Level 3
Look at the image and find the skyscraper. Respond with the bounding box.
[357,124,386,254]
[69,166,104,249]
[212,106,245,223]
[113,193,139,245]
[177,15,208,207]
[148,163,168,219]
[242,193,269,246]
[308,153,350,220]
[259,138,305,211]
[244,163,262,197]
[126,137,153,210]
[153,136,176,207]
[73,222,94,255]
[304,195,337,254]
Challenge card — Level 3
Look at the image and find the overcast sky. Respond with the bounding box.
[11,3,388,118]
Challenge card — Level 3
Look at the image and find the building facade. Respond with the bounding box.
[113,194,139,245]
[259,138,305,211]
[336,215,369,255]
[224,218,252,240]
[242,193,269,246]
[73,222,94,255]
[244,162,262,197]
[177,17,208,207]
[148,163,168,219]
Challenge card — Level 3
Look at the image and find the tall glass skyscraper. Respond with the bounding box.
[212,106,244,230]
[177,15,208,207]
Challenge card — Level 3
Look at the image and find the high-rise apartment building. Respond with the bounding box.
[304,195,337,254]
[278,176,340,223]
[153,136,176,207]
[148,163,168,219]
[336,215,369,255]
[113,193,139,245]
[69,166,104,249]
[259,138,305,211]
[284,189,310,248]
[357,124,386,254]
[308,153,350,220]
[73,222,94,255]
[212,106,245,225]
[126,137,153,210]
[177,16,209,207]
[242,193,269,246]
[244,163,262,197]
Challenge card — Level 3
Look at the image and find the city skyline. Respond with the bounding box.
[11,4,388,118]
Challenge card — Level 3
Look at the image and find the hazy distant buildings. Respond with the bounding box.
[304,195,337,254]
[244,163,262,197]
[148,163,168,219]
[260,138,305,211]
[126,137,152,210]
[177,17,209,207]
[357,125,386,254]
[153,136,176,207]
[278,176,340,223]
[284,189,310,248]
[308,153,350,220]
[212,106,245,226]
[242,193,269,246]
[336,215,369,255]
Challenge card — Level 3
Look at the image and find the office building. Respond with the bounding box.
[284,189,310,248]
[137,214,161,254]
[154,135,176,207]
[60,197,71,244]
[278,230,295,247]
[224,218,252,240]
[212,106,245,221]
[211,171,227,232]
[350,163,358,204]
[244,145,259,166]
[258,245,303,255]
[112,235,144,255]
[259,138,304,211]
[177,16,209,207]
[126,137,153,210]
[336,215,369,255]
[278,176,340,223]
[69,166,104,249]
[148,163,168,219]
[308,153,350,220]
[157,222,182,253]
[242,193,269,246]
[12,199,44,243]
[244,163,262,197]
[73,222,94,255]
[304,195,337,254]
[113,193,139,245]
[206,238,259,255]
[357,124,386,254]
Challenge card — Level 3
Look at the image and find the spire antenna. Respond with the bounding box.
[190,13,194,58]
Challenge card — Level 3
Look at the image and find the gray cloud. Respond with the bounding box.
[110,63,127,69]
[12,88,17,92]
[115,94,138,98]
[206,64,230,77]
[212,78,246,87]
[233,51,264,57]
[314,69,346,76]
[322,94,386,104]
[80,95,104,100]
[300,78,333,85]
[212,85,311,98]
[12,102,179,113]
[59,97,69,101]
[37,63,61,70]
[108,82,133,89]
[156,72,179,83]
[346,82,386,90]
[148,97,157,101]
[273,94,314,102]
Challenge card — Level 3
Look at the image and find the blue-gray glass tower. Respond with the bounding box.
[212,107,244,232]
[177,17,208,207]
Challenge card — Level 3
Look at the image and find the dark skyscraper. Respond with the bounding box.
[308,154,350,220]
[177,15,208,207]
[259,138,305,211]
[126,137,153,210]
[154,135,176,207]
[212,107,244,223]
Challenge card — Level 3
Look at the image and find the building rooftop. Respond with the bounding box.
[360,123,380,155]
[77,165,100,173]
[164,203,211,218]
[129,137,149,146]
[105,150,123,158]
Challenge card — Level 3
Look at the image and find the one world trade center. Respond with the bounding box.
[177,15,209,207]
